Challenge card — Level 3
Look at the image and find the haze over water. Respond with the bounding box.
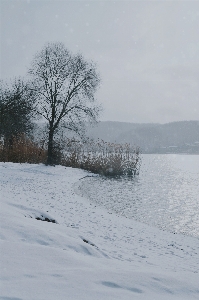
[76,154,199,238]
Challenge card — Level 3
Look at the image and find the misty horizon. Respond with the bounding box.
[1,0,199,123]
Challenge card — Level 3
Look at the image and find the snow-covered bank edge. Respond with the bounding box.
[0,162,199,300]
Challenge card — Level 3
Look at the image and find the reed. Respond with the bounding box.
[0,134,47,164]
[61,138,141,176]
[0,135,141,176]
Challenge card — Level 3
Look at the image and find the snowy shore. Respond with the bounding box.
[0,162,199,300]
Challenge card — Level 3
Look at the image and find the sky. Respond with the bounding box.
[0,0,199,124]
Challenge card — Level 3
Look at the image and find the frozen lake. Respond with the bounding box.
[76,154,199,238]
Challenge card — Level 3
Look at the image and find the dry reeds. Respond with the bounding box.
[61,139,141,176]
[0,134,47,164]
[0,135,141,176]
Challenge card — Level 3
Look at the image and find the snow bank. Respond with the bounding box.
[0,162,199,300]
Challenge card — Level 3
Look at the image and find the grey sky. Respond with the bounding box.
[1,0,199,123]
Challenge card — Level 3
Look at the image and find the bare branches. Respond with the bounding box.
[28,42,101,165]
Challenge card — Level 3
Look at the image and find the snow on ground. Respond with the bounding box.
[0,162,199,300]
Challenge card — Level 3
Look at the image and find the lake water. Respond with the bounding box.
[75,154,199,238]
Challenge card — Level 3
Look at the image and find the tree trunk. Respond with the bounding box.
[46,127,54,165]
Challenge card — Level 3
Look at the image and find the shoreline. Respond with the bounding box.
[1,162,199,299]
[75,153,199,239]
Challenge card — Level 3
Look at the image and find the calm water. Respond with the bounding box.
[76,154,199,238]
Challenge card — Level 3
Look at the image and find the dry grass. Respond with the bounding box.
[61,139,141,176]
[0,134,47,164]
[0,135,141,177]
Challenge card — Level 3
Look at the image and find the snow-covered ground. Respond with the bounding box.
[0,162,199,300]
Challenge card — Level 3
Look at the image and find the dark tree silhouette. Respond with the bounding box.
[0,79,34,145]
[29,42,101,165]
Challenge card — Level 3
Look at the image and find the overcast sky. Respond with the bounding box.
[1,0,199,123]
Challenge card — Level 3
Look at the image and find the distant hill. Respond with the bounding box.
[86,121,199,154]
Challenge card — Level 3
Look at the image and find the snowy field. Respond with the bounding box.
[0,162,199,300]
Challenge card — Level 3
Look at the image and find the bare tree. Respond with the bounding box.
[29,42,101,165]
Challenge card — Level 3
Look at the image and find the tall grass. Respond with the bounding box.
[61,139,141,176]
[0,134,47,164]
[0,135,141,176]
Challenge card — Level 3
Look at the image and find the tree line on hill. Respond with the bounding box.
[86,121,199,154]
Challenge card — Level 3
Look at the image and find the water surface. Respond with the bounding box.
[76,154,199,238]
